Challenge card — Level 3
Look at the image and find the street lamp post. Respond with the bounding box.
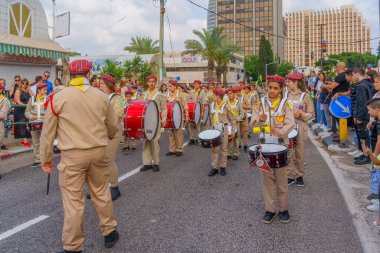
[158,0,166,83]
[265,62,277,79]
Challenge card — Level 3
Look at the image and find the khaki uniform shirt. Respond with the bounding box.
[25,96,47,121]
[240,92,256,116]
[226,99,244,122]
[142,89,167,124]
[286,91,315,130]
[210,101,236,134]
[40,86,118,163]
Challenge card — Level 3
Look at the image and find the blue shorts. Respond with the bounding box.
[370,169,380,195]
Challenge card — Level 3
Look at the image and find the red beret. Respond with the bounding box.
[213,88,225,97]
[242,85,250,90]
[189,83,194,88]
[101,74,116,85]
[36,83,48,89]
[267,75,285,85]
[69,60,92,75]
[146,74,157,81]
[178,84,186,90]
[239,81,245,85]
[217,82,222,85]
[0,83,5,90]
[194,80,202,84]
[286,73,304,81]
[225,88,234,94]
[202,83,208,88]
[234,86,242,91]
[125,89,134,95]
[208,81,215,85]
[168,80,178,86]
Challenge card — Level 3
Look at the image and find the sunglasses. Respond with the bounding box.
[44,74,50,78]
[15,79,20,81]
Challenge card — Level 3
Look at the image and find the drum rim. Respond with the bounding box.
[198,129,222,140]
[145,100,159,140]
[194,101,201,125]
[171,101,183,129]
[248,144,288,154]
[202,104,209,122]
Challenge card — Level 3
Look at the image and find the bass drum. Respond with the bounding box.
[198,129,222,148]
[124,100,159,140]
[187,101,201,125]
[248,144,289,169]
[164,102,182,129]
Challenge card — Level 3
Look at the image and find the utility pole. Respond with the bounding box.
[158,0,166,83]
[52,0,56,41]
[316,24,326,69]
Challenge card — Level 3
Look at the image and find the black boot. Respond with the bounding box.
[152,164,160,172]
[104,230,119,248]
[176,152,183,157]
[110,186,121,201]
[219,167,226,176]
[189,139,196,145]
[122,147,130,151]
[232,155,239,160]
[57,250,82,253]
[140,165,152,171]
[208,168,218,177]
[244,145,248,153]
[166,151,176,156]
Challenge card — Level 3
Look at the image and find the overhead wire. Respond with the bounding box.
[185,0,380,46]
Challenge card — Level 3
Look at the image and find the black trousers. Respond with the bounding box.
[355,121,369,151]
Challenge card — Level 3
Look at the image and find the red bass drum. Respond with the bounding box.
[187,101,201,125]
[164,101,183,129]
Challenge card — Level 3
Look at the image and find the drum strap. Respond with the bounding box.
[211,102,226,124]
[261,97,287,116]
[287,92,306,107]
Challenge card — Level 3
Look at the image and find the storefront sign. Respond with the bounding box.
[0,54,57,65]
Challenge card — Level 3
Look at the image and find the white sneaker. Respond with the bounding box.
[321,125,328,131]
[353,152,364,158]
[348,150,360,156]
[367,203,380,212]
[370,199,380,204]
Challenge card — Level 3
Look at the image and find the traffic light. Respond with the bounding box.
[322,40,327,53]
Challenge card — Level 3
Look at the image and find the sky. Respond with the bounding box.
[39,0,380,56]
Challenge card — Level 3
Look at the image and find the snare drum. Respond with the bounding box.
[202,104,209,124]
[227,125,237,142]
[124,100,159,140]
[198,129,222,148]
[28,121,43,131]
[164,102,182,129]
[248,144,289,168]
[288,129,299,148]
[187,101,201,125]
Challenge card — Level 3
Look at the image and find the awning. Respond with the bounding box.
[0,33,69,60]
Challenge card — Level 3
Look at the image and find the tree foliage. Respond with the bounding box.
[258,35,276,79]
[100,59,124,81]
[214,43,240,85]
[124,36,159,54]
[244,55,259,81]
[277,61,294,77]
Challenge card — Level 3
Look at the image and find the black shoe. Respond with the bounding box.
[31,162,41,168]
[104,230,119,249]
[367,193,379,200]
[152,164,160,172]
[140,165,152,171]
[328,129,334,133]
[227,155,232,160]
[0,145,8,150]
[208,168,218,177]
[238,144,242,149]
[86,193,91,200]
[232,155,239,160]
[354,156,371,165]
[220,167,226,176]
[189,139,196,145]
[354,154,365,161]
[296,177,304,187]
[166,151,176,156]
[110,186,121,201]
[278,211,290,223]
[122,147,130,151]
[262,211,276,224]
[288,178,295,186]
[57,250,82,253]
[131,147,136,150]
[176,152,183,157]
[244,145,248,153]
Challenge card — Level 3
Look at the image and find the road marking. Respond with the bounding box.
[117,140,190,183]
[0,215,49,242]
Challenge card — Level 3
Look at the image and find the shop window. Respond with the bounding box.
[9,2,32,38]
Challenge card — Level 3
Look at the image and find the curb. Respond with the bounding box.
[0,147,33,160]
[310,123,355,151]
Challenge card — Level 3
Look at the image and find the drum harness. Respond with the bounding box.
[286,92,306,132]
[210,101,227,133]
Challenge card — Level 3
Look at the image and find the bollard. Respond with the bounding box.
[339,118,348,148]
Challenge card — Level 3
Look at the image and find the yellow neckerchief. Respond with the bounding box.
[0,94,5,100]
[168,89,179,101]
[36,94,46,103]
[0,94,10,108]
[194,88,201,98]
[213,100,225,124]
[267,96,281,109]
[147,88,158,100]
[227,99,238,116]
[68,77,90,92]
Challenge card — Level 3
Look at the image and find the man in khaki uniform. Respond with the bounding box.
[40,60,120,253]
[122,88,138,151]
[226,87,244,160]
[240,84,257,153]
[166,80,189,156]
[140,74,167,172]
[208,88,236,177]
[188,80,207,144]
[250,75,295,224]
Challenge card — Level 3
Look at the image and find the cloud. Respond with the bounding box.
[39,0,379,55]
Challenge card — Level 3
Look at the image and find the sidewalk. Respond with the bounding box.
[0,135,33,160]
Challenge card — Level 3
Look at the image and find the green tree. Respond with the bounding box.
[214,44,240,85]
[124,56,144,80]
[184,27,226,82]
[100,59,124,81]
[277,61,294,77]
[258,35,275,79]
[244,55,259,81]
[124,36,159,54]
[138,62,158,87]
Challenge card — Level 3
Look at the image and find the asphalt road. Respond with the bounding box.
[0,131,363,253]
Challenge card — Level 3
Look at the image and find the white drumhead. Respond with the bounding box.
[250,144,287,153]
[288,129,298,138]
[247,112,252,118]
[227,125,237,135]
[54,139,58,146]
[194,102,201,125]
[263,134,279,144]
[203,104,209,122]
[198,129,221,140]
[144,101,159,140]
[172,102,182,129]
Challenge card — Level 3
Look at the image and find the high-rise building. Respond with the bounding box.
[207,0,285,58]
[207,0,217,31]
[285,5,371,67]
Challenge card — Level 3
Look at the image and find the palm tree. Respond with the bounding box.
[184,27,226,82]
[124,36,159,54]
[214,44,240,86]
[100,59,124,81]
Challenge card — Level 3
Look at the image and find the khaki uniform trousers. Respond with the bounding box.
[123,136,137,149]
[108,126,122,187]
[239,117,249,146]
[261,166,289,213]
[142,128,161,165]
[287,124,308,179]
[169,128,184,152]
[227,124,240,157]
[212,128,228,169]
[189,123,201,140]
[58,147,117,251]
[0,121,4,146]
[31,130,41,163]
